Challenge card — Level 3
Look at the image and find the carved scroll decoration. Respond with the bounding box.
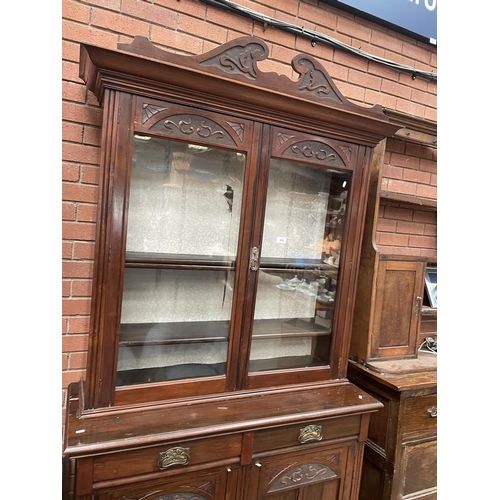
[268,463,337,492]
[200,41,268,80]
[116,36,388,118]
[293,56,343,103]
[148,115,237,147]
[282,141,346,167]
[143,104,168,124]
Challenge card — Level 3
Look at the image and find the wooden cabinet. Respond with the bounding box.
[347,121,437,499]
[370,256,426,360]
[351,254,426,363]
[347,362,437,500]
[62,35,401,500]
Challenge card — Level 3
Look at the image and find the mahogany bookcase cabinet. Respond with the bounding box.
[62,36,401,500]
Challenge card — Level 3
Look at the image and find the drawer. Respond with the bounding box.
[93,433,241,482]
[401,395,437,436]
[253,414,361,454]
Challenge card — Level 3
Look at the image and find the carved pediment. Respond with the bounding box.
[117,36,380,116]
[80,35,402,144]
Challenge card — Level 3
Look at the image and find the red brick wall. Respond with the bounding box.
[61,0,437,426]
[376,137,437,259]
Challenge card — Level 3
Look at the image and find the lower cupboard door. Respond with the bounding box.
[93,468,230,500]
[265,480,340,500]
[254,445,352,500]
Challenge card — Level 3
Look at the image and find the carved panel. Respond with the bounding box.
[200,41,268,80]
[268,463,337,492]
[327,453,340,467]
[281,140,346,167]
[148,115,237,147]
[292,57,343,103]
[142,104,169,124]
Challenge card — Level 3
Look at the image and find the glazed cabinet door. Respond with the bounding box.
[90,93,261,407]
[241,125,363,390]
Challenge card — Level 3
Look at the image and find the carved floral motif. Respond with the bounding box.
[276,133,296,149]
[142,104,168,124]
[226,121,244,142]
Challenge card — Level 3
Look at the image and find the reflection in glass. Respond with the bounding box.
[249,158,350,373]
[116,135,245,387]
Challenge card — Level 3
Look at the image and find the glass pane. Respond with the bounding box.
[117,135,245,387]
[249,158,350,373]
[126,135,245,257]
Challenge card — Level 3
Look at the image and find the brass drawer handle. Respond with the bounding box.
[158,447,190,470]
[298,424,323,443]
[426,406,437,418]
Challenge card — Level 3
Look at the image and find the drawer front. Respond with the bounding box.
[402,439,437,497]
[93,434,241,482]
[402,395,437,436]
[253,415,361,454]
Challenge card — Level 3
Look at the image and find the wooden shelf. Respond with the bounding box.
[116,362,226,386]
[116,354,329,386]
[125,251,236,270]
[119,318,331,347]
[125,253,339,273]
[253,318,330,339]
[120,320,230,346]
[249,355,326,372]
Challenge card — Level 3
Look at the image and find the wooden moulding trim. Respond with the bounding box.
[379,190,437,210]
[79,36,401,146]
[383,108,437,147]
[63,382,383,457]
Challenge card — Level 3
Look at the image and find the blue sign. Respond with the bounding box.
[323,0,437,44]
